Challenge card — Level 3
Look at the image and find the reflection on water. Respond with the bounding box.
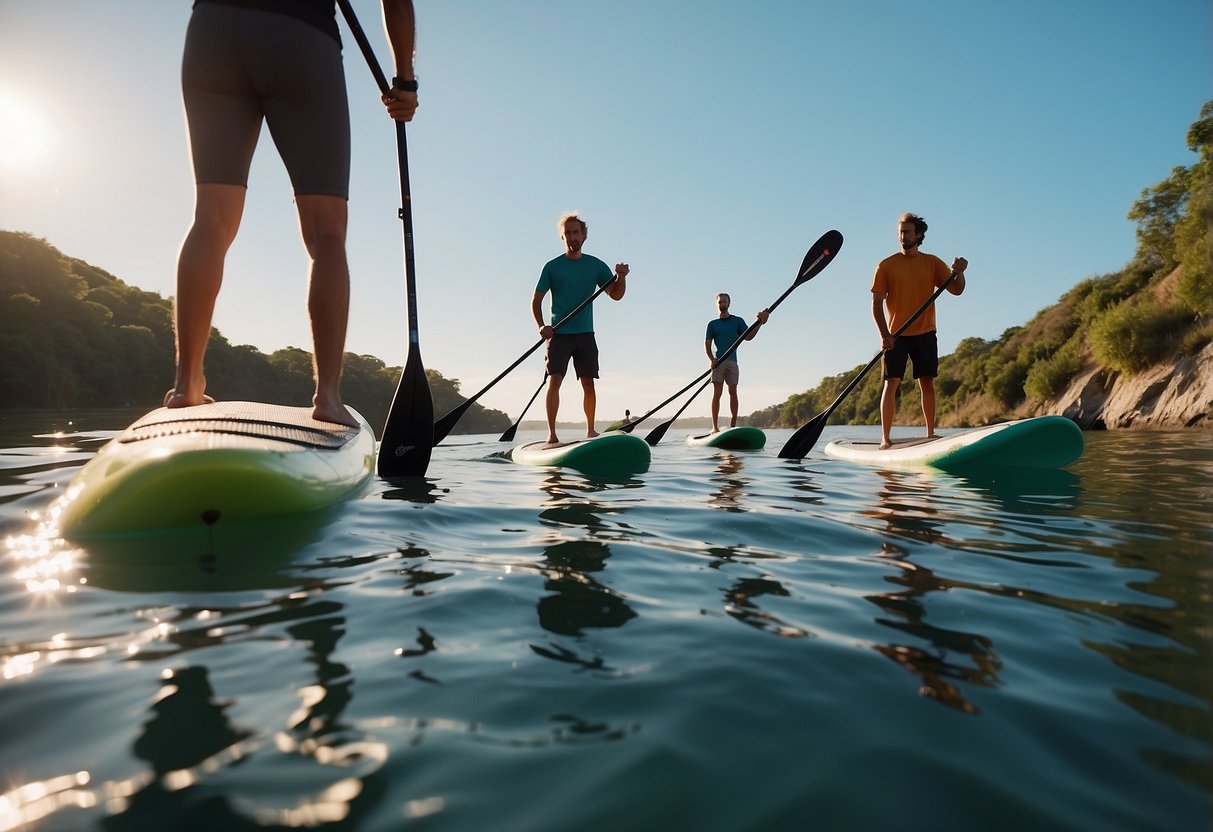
[0,416,1209,831]
[861,470,1001,713]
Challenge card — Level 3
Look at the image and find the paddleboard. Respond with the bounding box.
[823,416,1083,471]
[52,401,375,537]
[511,432,651,475]
[686,426,766,450]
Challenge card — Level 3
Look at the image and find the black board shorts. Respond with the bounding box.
[546,333,600,380]
[883,331,939,380]
[182,3,351,198]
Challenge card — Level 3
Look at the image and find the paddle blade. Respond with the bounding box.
[432,402,470,446]
[498,424,518,442]
[795,229,844,286]
[777,412,828,459]
[643,419,674,447]
[376,349,434,477]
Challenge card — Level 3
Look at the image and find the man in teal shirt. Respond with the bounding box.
[705,292,769,433]
[532,212,630,446]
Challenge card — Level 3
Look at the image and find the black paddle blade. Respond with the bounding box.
[432,402,469,446]
[376,349,434,477]
[777,412,828,459]
[795,229,844,286]
[498,424,518,442]
[643,419,674,447]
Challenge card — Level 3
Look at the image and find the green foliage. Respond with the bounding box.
[0,231,508,435]
[1174,101,1212,314]
[1024,338,1084,400]
[1090,298,1192,375]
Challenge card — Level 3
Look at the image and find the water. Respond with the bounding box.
[1,410,1209,832]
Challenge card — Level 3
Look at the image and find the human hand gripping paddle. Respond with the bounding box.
[619,230,844,443]
[498,373,548,442]
[337,0,432,478]
[777,270,961,460]
[432,275,618,444]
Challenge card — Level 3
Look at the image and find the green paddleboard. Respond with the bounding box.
[511,432,651,475]
[823,416,1083,471]
[685,426,766,450]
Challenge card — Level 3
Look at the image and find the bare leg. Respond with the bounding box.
[919,376,937,438]
[166,183,246,408]
[879,377,900,449]
[581,377,598,438]
[296,195,356,427]
[727,383,739,428]
[544,374,564,445]
[710,382,723,432]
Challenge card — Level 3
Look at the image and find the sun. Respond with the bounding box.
[0,89,51,174]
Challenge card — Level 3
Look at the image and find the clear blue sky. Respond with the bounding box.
[1,1,1209,424]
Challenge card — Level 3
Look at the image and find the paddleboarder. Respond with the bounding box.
[532,212,630,447]
[704,293,770,433]
[166,0,418,427]
[871,212,968,448]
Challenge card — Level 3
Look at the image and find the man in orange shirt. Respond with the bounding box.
[871,212,968,448]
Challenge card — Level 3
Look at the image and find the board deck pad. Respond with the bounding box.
[119,402,359,449]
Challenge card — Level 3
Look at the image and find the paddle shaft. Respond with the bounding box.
[336,0,433,477]
[433,275,618,444]
[778,270,960,459]
[499,373,548,442]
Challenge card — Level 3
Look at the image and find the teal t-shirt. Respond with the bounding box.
[706,315,749,362]
[536,254,613,335]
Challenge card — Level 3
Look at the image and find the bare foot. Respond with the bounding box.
[542,438,562,449]
[313,402,359,428]
[586,430,599,439]
[878,439,892,449]
[163,388,214,408]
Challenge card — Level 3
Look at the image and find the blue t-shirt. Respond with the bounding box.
[536,254,613,335]
[706,315,749,362]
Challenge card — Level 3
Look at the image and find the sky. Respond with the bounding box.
[1,0,1210,426]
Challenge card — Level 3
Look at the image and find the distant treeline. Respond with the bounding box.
[0,231,509,436]
[752,101,1212,430]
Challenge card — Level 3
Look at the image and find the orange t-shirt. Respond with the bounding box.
[870,251,952,337]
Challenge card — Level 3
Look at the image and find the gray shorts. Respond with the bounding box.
[182,4,351,197]
[712,360,739,386]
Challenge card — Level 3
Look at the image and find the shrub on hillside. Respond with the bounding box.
[1091,298,1192,374]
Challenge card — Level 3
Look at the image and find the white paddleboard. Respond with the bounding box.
[52,401,375,537]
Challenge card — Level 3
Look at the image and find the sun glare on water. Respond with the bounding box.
[0,89,51,174]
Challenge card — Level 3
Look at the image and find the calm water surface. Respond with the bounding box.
[0,410,1209,831]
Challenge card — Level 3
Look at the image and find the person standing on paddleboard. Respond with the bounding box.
[532,212,629,448]
[166,0,418,426]
[704,293,770,433]
[871,212,968,448]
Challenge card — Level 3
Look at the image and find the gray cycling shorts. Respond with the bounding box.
[182,4,351,198]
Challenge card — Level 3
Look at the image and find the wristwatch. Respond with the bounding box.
[392,76,419,92]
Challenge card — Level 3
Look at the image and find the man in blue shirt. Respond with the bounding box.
[531,212,630,447]
[705,292,769,433]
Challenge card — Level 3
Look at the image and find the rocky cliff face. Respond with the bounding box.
[1032,341,1213,429]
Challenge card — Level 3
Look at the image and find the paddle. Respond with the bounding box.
[777,270,961,460]
[337,0,432,478]
[619,229,843,437]
[432,275,618,444]
[499,373,548,442]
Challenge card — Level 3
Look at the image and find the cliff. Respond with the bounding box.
[1032,341,1213,429]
